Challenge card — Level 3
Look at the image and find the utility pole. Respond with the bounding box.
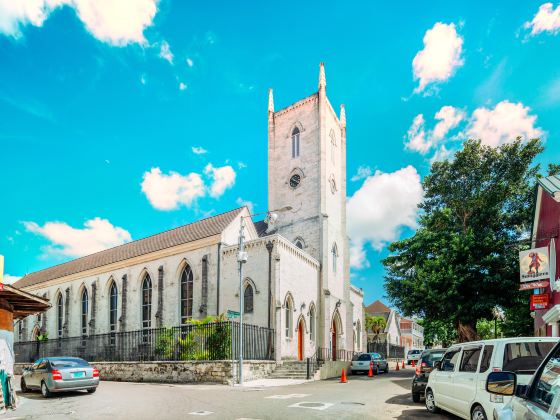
[237,219,247,385]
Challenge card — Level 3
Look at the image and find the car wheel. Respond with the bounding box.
[471,405,487,420]
[351,370,356,375]
[425,389,440,413]
[412,393,421,403]
[20,378,28,393]
[384,364,389,373]
[87,388,96,394]
[41,381,52,398]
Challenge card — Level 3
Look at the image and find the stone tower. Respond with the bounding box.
[267,63,352,352]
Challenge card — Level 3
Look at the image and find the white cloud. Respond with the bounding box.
[430,145,453,165]
[237,161,247,169]
[204,164,236,198]
[3,274,21,285]
[141,167,205,211]
[179,82,187,91]
[413,22,464,93]
[466,100,543,147]
[186,58,194,67]
[191,146,207,155]
[351,165,373,182]
[236,197,254,214]
[405,106,465,155]
[347,166,423,269]
[0,0,158,46]
[140,74,147,85]
[525,3,560,35]
[24,217,132,257]
[159,40,173,63]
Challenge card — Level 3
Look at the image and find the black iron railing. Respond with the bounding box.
[367,341,405,359]
[14,322,274,364]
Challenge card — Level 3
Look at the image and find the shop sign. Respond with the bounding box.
[519,247,550,282]
[530,293,550,310]
[519,280,549,291]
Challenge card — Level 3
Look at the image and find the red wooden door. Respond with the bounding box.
[297,320,303,361]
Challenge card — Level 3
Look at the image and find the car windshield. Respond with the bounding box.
[421,351,447,367]
[408,350,420,355]
[372,353,382,359]
[356,354,372,361]
[49,358,90,368]
[503,342,555,374]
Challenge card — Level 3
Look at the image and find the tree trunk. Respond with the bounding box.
[457,321,478,343]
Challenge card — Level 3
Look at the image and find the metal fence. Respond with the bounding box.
[367,342,405,359]
[14,322,274,364]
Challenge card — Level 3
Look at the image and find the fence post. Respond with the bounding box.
[306,357,310,380]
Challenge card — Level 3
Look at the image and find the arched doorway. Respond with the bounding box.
[297,319,304,361]
[331,319,337,361]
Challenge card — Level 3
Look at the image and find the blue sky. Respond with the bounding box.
[1,1,560,306]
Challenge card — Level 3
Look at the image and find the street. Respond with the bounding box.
[9,368,458,420]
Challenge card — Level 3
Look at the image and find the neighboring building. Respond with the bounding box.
[532,174,560,337]
[14,64,365,360]
[399,318,424,350]
[364,300,402,346]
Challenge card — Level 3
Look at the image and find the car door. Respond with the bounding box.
[522,343,560,420]
[33,359,48,388]
[452,345,482,416]
[27,359,42,388]
[434,347,462,411]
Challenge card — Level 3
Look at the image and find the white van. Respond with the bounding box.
[425,337,558,420]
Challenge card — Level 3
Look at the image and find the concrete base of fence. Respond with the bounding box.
[14,361,277,386]
[316,361,351,380]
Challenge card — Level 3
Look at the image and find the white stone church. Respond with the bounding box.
[14,64,366,361]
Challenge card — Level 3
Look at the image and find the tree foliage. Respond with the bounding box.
[383,139,543,342]
[365,315,387,342]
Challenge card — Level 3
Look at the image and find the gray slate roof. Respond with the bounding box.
[14,207,243,290]
[539,174,560,197]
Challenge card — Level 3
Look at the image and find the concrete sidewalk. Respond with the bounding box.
[234,378,311,388]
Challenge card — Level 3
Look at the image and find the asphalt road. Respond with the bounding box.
[8,369,459,419]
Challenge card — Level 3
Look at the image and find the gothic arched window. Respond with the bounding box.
[332,243,338,274]
[142,274,152,330]
[181,264,194,324]
[109,281,118,333]
[244,283,254,313]
[56,293,63,338]
[294,237,305,250]
[291,127,300,158]
[285,295,293,338]
[309,304,316,341]
[81,288,89,336]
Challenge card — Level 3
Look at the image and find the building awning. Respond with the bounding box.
[0,284,50,319]
[538,174,560,201]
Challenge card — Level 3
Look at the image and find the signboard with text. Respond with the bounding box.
[530,293,550,311]
[519,280,549,291]
[519,247,550,282]
[227,310,240,319]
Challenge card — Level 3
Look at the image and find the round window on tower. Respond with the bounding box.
[290,174,301,189]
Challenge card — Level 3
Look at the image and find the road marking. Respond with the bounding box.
[188,411,214,416]
[288,402,334,411]
[266,394,310,400]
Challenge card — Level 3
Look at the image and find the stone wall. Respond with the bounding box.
[15,360,277,385]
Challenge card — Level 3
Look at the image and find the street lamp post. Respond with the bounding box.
[237,206,291,386]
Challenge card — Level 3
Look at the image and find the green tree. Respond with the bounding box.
[418,319,457,347]
[365,315,387,342]
[383,139,542,342]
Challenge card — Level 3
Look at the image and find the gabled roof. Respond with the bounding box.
[538,174,560,198]
[365,300,391,314]
[14,208,244,289]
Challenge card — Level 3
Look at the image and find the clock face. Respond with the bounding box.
[290,174,301,188]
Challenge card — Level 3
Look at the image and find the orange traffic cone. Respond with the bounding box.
[340,368,348,383]
[368,364,373,377]
[396,361,400,371]
[402,360,405,369]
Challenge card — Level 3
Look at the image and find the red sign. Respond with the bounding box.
[0,284,4,292]
[520,280,550,291]
[530,293,550,310]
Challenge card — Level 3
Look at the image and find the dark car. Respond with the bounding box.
[411,348,447,403]
[21,357,99,398]
[351,352,389,375]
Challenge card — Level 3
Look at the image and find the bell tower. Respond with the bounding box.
[267,63,351,351]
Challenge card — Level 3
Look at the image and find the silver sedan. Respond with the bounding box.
[20,357,100,398]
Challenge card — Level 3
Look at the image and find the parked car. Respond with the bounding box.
[407,349,422,365]
[487,338,560,419]
[411,348,447,403]
[425,337,557,420]
[20,357,100,398]
[351,352,389,375]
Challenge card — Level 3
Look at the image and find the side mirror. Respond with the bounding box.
[486,371,516,396]
[434,361,442,370]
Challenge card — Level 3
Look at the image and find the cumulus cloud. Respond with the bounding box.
[205,164,236,198]
[413,22,464,93]
[191,146,207,155]
[141,168,205,211]
[236,197,254,214]
[159,40,173,63]
[179,82,187,91]
[0,0,158,45]
[24,218,132,258]
[347,166,423,269]
[351,165,373,182]
[3,275,21,285]
[405,106,465,154]
[466,100,543,147]
[525,3,560,35]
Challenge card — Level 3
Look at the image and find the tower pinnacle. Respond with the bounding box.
[318,62,326,91]
[340,104,346,128]
[268,88,274,113]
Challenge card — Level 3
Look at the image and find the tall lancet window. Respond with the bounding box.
[291,127,300,158]
[332,243,338,274]
[180,264,194,324]
[81,288,88,336]
[57,293,63,338]
[109,281,118,334]
[142,274,152,330]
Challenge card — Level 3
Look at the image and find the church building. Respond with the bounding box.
[14,64,366,361]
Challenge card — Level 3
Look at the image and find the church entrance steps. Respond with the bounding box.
[267,361,317,380]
